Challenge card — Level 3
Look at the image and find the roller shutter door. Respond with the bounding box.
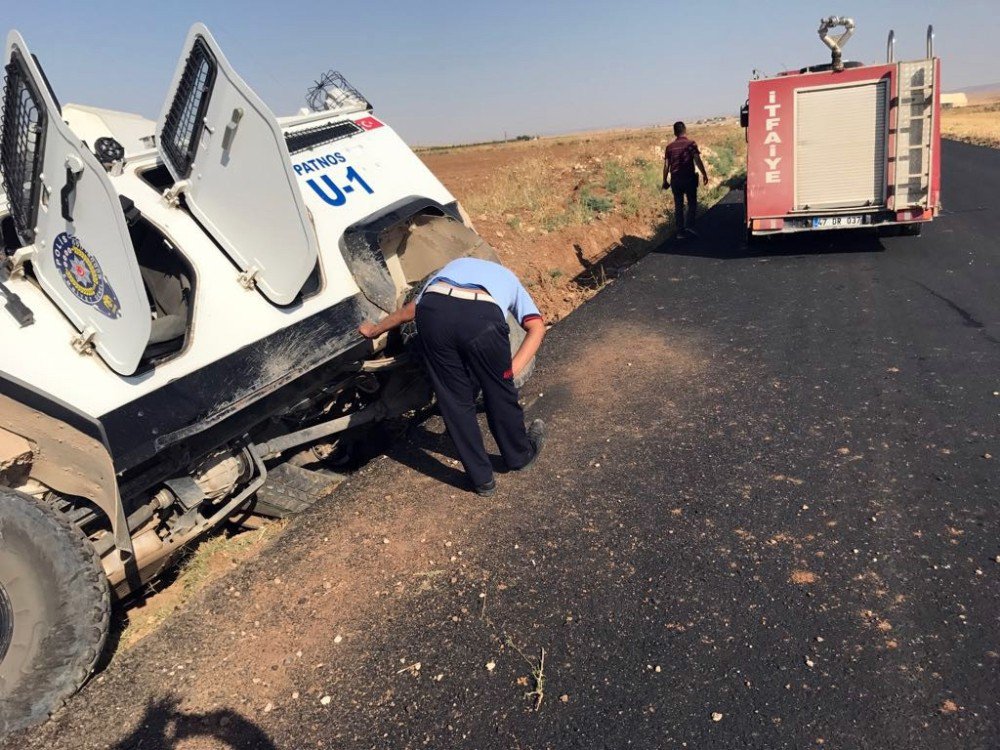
[795,80,888,210]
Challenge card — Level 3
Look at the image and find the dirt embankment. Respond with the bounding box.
[420,123,745,322]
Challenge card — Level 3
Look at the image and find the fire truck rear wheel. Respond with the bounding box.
[0,488,110,735]
[900,223,922,237]
[745,227,768,249]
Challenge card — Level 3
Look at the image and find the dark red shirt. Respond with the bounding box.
[664,136,700,179]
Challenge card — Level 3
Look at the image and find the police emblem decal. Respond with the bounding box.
[53,233,122,319]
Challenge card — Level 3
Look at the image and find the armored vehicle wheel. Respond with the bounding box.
[0,488,110,735]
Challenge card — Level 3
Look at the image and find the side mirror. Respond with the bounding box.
[740,103,749,128]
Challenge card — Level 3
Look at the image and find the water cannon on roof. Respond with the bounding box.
[818,16,856,72]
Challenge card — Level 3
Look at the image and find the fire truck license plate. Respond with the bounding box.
[812,215,864,228]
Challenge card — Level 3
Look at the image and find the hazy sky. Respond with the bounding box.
[7,0,999,145]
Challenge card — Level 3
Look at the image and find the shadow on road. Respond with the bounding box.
[385,416,509,491]
[566,189,889,294]
[570,232,654,290]
[654,193,889,260]
[108,696,276,750]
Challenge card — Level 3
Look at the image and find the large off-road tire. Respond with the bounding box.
[0,488,110,736]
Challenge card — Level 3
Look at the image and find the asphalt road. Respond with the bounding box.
[8,140,998,750]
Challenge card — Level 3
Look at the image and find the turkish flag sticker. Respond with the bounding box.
[355,116,384,131]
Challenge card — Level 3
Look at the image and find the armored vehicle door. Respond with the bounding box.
[1,32,151,374]
[156,24,319,306]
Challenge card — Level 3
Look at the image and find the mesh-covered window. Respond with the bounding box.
[0,50,47,245]
[161,37,216,179]
[285,121,362,154]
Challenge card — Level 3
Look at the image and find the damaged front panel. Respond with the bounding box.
[286,112,458,302]
[340,197,463,312]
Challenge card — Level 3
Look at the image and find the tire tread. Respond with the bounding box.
[0,489,110,735]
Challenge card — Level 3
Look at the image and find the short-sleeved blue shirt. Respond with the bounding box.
[417,258,543,325]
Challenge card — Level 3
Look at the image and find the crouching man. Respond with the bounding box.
[358,258,546,496]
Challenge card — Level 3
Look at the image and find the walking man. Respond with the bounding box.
[358,257,546,496]
[662,121,709,237]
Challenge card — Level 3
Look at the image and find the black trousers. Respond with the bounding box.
[416,293,533,487]
[671,176,698,231]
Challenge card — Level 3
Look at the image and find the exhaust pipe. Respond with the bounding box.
[818,16,856,72]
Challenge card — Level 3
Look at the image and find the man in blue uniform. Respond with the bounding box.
[359,258,546,496]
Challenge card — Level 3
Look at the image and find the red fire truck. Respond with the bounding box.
[742,17,941,240]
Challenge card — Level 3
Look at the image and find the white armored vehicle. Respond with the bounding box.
[0,24,527,733]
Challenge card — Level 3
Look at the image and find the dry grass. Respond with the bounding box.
[119,520,285,648]
[460,123,745,234]
[422,122,746,320]
[461,155,567,223]
[941,100,1000,148]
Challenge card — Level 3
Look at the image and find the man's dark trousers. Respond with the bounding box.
[416,292,533,487]
[671,175,698,231]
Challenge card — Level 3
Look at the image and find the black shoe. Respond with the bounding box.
[474,478,497,497]
[685,227,700,238]
[515,419,546,472]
